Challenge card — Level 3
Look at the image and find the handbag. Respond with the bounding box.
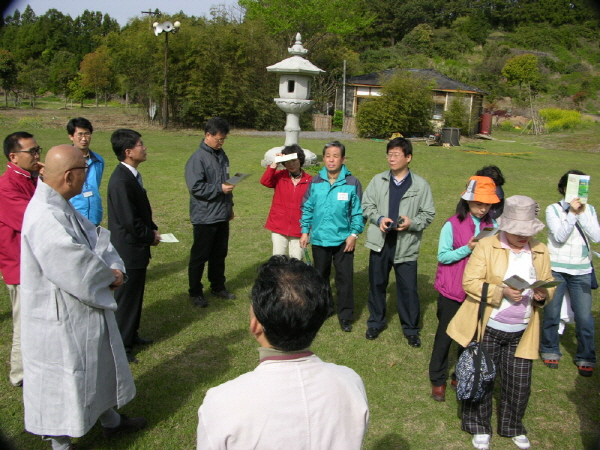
[562,203,599,290]
[455,282,497,402]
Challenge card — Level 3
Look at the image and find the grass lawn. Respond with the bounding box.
[0,108,599,450]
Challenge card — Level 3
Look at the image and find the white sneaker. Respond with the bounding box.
[512,435,531,449]
[472,434,491,450]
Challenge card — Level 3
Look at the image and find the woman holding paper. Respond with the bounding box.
[429,176,500,402]
[541,170,600,377]
[447,195,555,450]
[260,144,312,260]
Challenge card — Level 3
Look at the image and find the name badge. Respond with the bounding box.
[337,192,348,201]
[83,191,93,198]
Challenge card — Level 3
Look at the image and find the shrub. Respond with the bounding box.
[16,117,43,129]
[499,120,515,131]
[539,108,583,132]
[332,110,343,129]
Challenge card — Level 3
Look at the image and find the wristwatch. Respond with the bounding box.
[351,233,358,239]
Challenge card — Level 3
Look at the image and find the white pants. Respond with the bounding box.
[271,233,303,260]
[7,284,22,386]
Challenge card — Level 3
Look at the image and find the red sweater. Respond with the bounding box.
[260,166,312,238]
[0,163,37,284]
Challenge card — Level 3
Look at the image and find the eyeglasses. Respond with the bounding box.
[13,147,42,156]
[74,132,91,139]
[387,153,405,160]
[67,164,89,174]
[210,134,227,144]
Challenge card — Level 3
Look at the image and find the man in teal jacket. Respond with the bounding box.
[362,137,435,345]
[300,141,364,333]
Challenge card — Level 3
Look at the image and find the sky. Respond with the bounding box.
[3,0,241,26]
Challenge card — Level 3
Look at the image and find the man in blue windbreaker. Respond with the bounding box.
[300,141,364,333]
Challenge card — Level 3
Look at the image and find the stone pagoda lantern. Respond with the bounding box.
[261,33,324,167]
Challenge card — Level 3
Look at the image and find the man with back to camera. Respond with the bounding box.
[67,117,104,226]
[362,137,435,345]
[185,117,236,308]
[107,129,160,364]
[0,131,43,387]
[20,145,146,450]
[196,255,369,450]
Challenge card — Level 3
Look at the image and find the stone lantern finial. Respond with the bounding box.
[288,33,308,57]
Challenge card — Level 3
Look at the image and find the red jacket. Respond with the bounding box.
[260,166,312,238]
[0,163,37,284]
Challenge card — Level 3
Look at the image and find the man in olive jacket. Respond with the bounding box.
[362,137,435,345]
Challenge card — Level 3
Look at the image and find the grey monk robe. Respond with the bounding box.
[20,180,135,437]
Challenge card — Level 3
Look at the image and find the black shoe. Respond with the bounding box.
[339,319,352,332]
[406,335,421,348]
[211,289,236,300]
[103,414,147,438]
[126,352,138,364]
[191,295,208,307]
[133,336,153,346]
[366,327,383,340]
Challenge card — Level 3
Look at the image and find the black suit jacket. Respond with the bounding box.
[107,163,157,270]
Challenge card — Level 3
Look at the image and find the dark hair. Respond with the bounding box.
[66,117,93,135]
[251,255,331,351]
[3,131,34,160]
[111,129,142,161]
[323,140,345,157]
[386,137,412,157]
[476,165,505,187]
[282,144,305,166]
[558,170,586,196]
[455,199,492,223]
[205,117,230,136]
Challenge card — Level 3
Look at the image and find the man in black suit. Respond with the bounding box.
[108,129,160,363]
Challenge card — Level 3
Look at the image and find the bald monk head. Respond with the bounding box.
[42,145,88,200]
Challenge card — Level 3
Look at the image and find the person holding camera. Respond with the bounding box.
[361,137,435,344]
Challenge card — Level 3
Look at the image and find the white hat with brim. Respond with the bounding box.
[496,195,545,236]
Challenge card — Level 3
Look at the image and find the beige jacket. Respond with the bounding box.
[447,234,556,360]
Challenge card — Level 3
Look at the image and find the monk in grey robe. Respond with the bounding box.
[20,145,146,450]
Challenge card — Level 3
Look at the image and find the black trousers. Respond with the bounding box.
[429,293,464,386]
[366,237,420,335]
[188,222,229,297]
[115,268,147,351]
[312,244,354,321]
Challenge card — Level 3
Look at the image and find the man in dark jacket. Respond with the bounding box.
[107,129,160,363]
[185,117,235,308]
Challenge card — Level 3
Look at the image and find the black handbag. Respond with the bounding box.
[456,282,497,402]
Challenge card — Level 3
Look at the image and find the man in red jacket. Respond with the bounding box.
[0,131,42,387]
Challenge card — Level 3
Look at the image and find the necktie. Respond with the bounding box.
[136,172,143,188]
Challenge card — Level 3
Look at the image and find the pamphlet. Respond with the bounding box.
[274,153,297,163]
[565,174,590,204]
[475,227,499,240]
[503,275,562,291]
[225,173,252,185]
[159,233,179,243]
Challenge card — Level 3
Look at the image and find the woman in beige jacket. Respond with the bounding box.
[447,196,556,450]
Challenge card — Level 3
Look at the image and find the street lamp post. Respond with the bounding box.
[153,20,180,129]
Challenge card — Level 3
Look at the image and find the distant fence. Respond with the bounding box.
[343,117,357,135]
[312,114,331,132]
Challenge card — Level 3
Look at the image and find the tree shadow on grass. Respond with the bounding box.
[567,373,600,449]
[371,432,410,449]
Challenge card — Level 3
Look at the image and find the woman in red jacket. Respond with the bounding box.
[260,144,312,260]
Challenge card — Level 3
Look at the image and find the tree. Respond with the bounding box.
[79,46,115,106]
[0,50,18,107]
[501,53,541,90]
[18,59,48,107]
[48,51,78,108]
[356,71,434,138]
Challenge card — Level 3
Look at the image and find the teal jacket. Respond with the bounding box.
[362,170,435,262]
[301,165,364,247]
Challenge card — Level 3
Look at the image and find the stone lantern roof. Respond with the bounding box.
[266,33,324,75]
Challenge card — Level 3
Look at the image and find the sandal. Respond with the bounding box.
[543,359,559,369]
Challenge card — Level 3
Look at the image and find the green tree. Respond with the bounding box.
[17,58,48,108]
[501,53,541,89]
[79,46,115,106]
[48,51,78,108]
[0,50,18,107]
[356,71,434,138]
